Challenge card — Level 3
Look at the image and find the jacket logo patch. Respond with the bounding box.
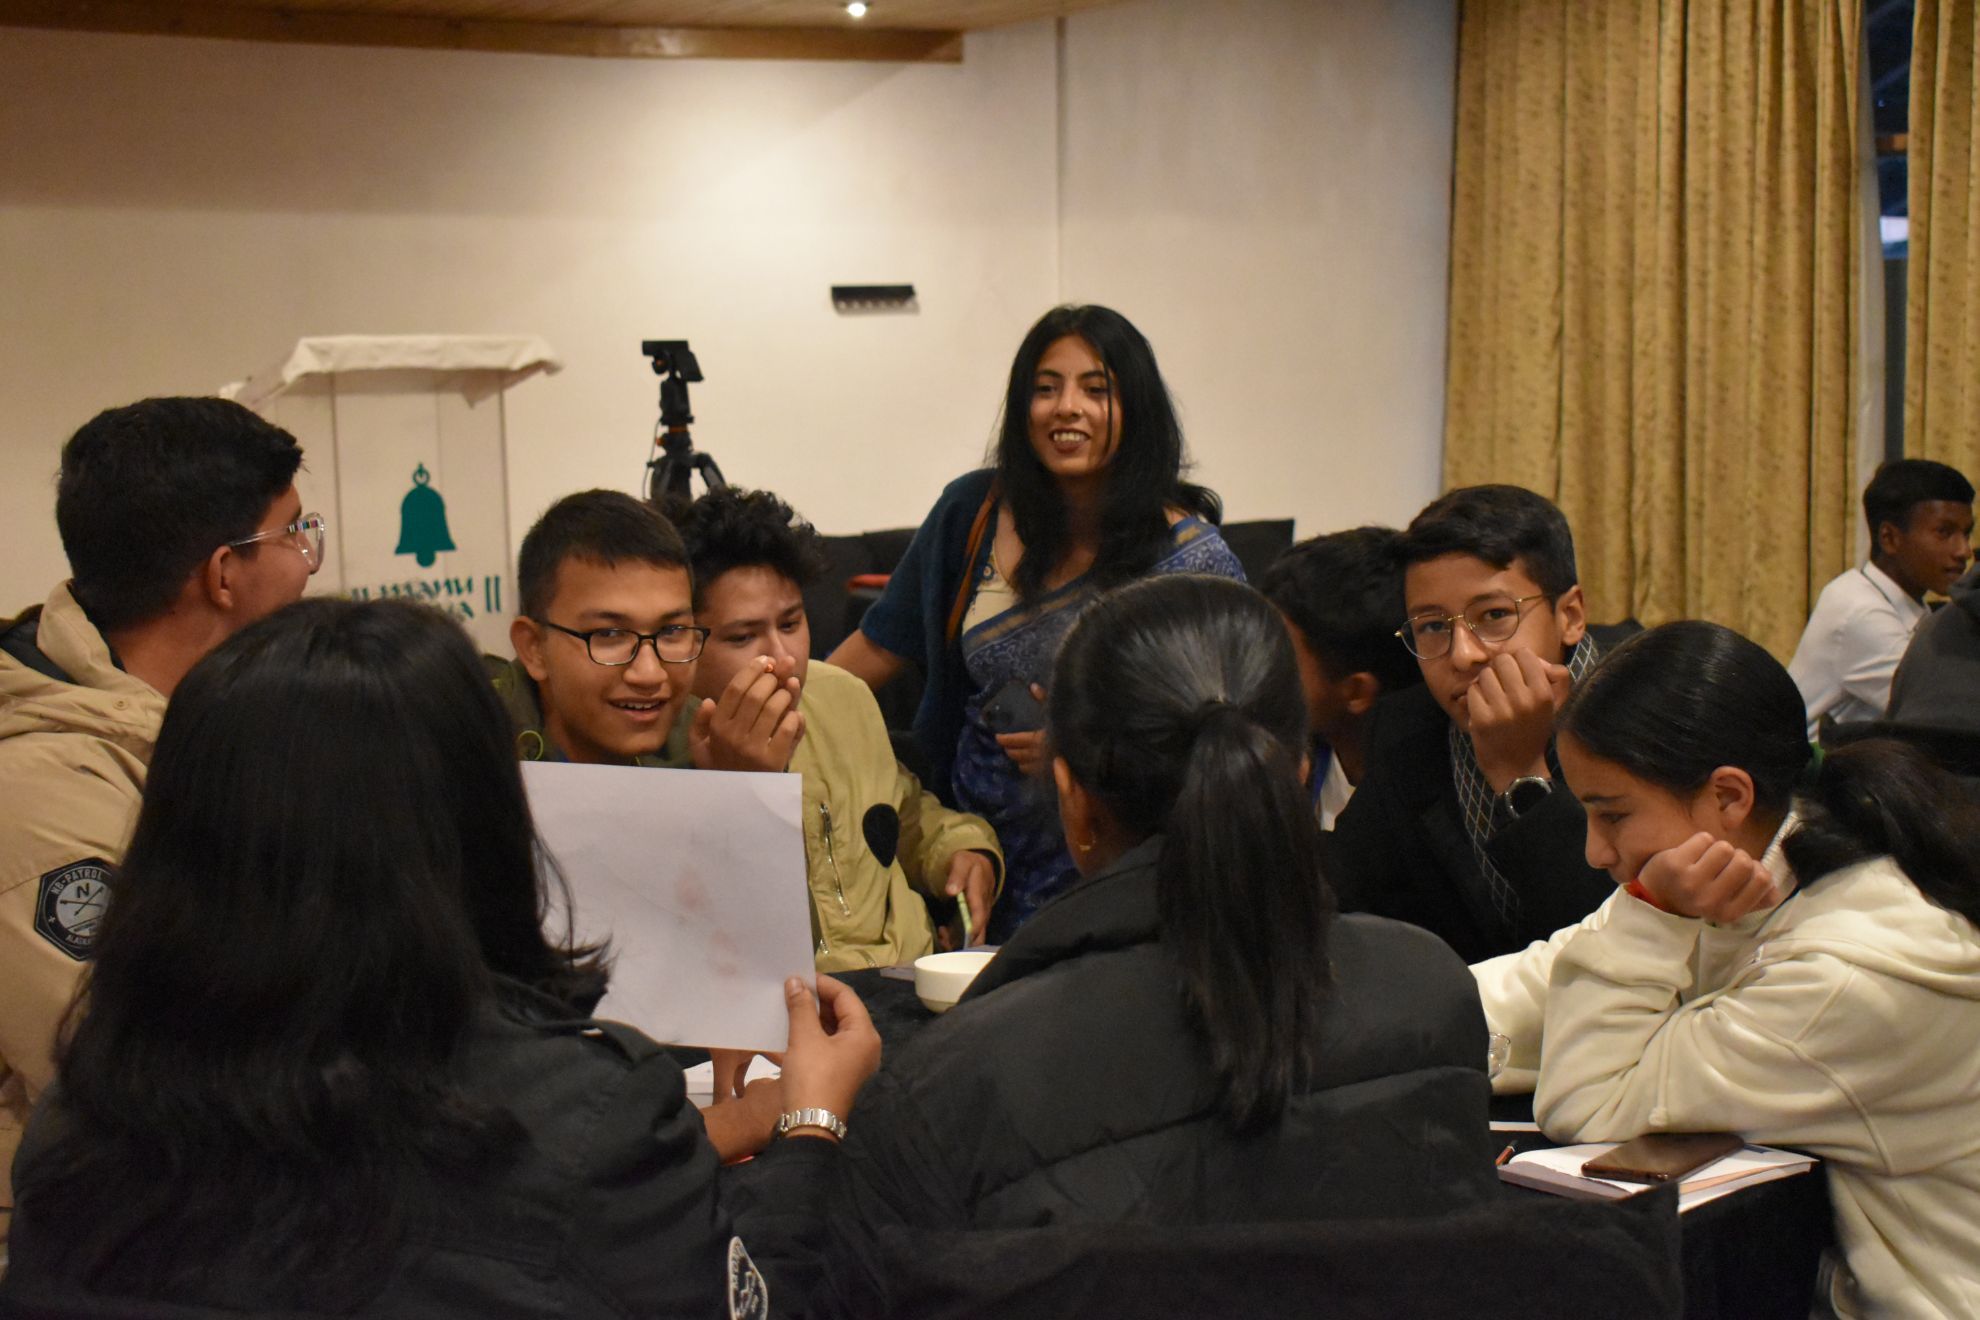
[728,1235,769,1320]
[35,859,113,961]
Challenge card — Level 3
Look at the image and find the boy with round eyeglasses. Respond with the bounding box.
[1328,484,1614,964]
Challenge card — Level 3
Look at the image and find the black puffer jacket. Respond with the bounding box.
[815,838,1500,1317]
[1328,683,1613,963]
[2,991,833,1319]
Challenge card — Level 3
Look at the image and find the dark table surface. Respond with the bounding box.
[834,965,945,1055]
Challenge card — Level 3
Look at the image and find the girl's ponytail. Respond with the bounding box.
[1049,576,1334,1131]
[1159,701,1332,1131]
[1785,739,1980,925]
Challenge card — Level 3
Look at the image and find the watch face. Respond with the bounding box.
[35,858,114,961]
[1507,778,1552,815]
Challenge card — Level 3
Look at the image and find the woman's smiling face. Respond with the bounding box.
[1027,334,1122,489]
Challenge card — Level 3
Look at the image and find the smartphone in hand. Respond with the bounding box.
[981,679,1046,734]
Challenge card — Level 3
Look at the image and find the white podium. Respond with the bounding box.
[226,335,561,655]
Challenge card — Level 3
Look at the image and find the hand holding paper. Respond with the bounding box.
[776,974,882,1139]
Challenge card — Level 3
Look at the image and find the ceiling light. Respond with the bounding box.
[846,2,868,16]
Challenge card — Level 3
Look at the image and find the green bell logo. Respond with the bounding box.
[395,464,456,568]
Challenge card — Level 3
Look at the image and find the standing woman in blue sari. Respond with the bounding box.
[830,305,1244,942]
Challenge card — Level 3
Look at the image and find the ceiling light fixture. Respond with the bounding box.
[845,2,869,16]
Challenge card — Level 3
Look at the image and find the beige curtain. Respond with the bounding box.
[1907,0,1980,476]
[1445,0,1862,661]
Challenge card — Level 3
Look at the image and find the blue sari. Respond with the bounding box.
[953,518,1246,942]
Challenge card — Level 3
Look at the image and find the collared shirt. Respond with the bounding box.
[1787,562,1927,738]
[1314,748,1353,832]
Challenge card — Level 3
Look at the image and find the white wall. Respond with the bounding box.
[1059,0,1457,536]
[0,24,1059,604]
[0,0,1455,608]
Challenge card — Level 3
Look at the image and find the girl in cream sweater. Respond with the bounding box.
[1474,620,1980,1320]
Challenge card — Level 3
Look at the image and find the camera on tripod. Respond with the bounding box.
[642,339,726,509]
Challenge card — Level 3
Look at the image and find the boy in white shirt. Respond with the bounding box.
[1788,459,1973,740]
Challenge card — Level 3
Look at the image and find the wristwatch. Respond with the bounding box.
[1492,775,1553,829]
[776,1106,848,1141]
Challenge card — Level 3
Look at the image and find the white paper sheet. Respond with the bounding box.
[521,762,812,1053]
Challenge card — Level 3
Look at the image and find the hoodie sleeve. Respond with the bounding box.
[1470,896,1611,1094]
[1533,888,1949,1166]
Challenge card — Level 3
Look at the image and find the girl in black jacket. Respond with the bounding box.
[818,574,1501,1315]
[2,598,878,1319]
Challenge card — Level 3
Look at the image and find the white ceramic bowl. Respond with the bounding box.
[913,949,996,1014]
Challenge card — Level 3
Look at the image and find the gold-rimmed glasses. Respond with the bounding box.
[1396,593,1553,660]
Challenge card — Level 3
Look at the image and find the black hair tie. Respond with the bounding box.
[1194,696,1243,733]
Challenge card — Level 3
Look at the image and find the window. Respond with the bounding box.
[1870,0,1913,460]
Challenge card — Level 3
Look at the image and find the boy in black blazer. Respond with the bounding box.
[1329,486,1612,963]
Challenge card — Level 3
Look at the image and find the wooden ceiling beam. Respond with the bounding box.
[0,0,964,61]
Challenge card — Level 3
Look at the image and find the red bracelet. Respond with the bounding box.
[1624,880,1675,914]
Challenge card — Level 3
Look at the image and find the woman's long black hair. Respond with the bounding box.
[16,598,607,1306]
[1048,574,1333,1130]
[992,304,1221,601]
[1559,619,1980,926]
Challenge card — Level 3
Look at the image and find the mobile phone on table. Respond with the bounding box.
[982,679,1046,734]
[1581,1132,1744,1184]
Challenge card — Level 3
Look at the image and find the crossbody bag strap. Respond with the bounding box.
[944,482,1000,644]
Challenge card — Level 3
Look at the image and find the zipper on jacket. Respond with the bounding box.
[818,801,853,918]
[807,810,830,959]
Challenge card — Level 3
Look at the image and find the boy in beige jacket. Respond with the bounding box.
[0,399,314,1238]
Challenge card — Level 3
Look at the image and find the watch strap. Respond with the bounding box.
[776,1106,847,1141]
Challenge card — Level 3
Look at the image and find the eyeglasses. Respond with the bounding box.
[226,514,328,575]
[536,619,709,666]
[1396,593,1554,660]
